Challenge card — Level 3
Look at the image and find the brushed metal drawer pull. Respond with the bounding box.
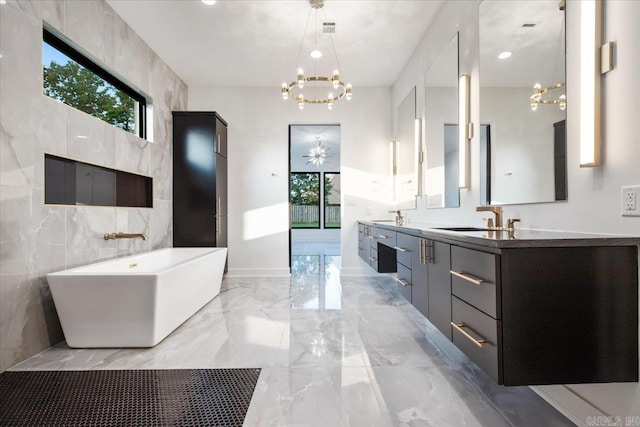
[378,234,390,239]
[368,235,376,240]
[450,270,485,286]
[369,256,377,262]
[394,246,409,253]
[395,277,411,286]
[451,322,486,348]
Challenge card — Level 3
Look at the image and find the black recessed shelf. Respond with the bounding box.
[44,154,152,208]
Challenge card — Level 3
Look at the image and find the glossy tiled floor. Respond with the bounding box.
[12,242,573,426]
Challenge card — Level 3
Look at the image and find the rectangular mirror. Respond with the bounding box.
[479,0,567,205]
[425,32,460,208]
[394,86,418,210]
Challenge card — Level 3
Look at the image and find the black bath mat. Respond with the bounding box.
[0,368,261,426]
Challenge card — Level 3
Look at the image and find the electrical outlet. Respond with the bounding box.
[622,185,640,217]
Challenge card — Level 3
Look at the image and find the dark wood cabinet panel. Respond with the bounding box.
[450,246,500,318]
[500,246,638,385]
[172,111,228,248]
[428,241,452,340]
[411,238,429,318]
[396,263,412,302]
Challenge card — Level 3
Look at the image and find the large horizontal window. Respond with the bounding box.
[42,27,146,138]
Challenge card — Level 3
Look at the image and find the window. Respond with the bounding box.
[324,173,341,228]
[290,173,320,229]
[42,27,146,138]
[289,172,341,230]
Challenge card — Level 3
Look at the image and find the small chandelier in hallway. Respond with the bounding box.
[281,0,352,110]
[303,136,332,166]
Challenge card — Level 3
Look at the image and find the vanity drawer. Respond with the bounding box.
[451,296,500,383]
[396,263,412,302]
[369,246,378,270]
[395,232,414,268]
[450,246,499,318]
[371,226,397,248]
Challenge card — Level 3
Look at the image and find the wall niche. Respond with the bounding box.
[44,154,152,208]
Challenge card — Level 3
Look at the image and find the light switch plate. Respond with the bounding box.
[622,185,640,217]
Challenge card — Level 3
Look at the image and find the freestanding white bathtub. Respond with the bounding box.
[47,247,227,348]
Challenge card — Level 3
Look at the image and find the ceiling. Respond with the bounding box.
[106,0,443,88]
[479,0,565,87]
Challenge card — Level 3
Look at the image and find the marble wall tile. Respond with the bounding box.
[10,0,65,31]
[66,107,116,168]
[62,0,115,69]
[0,4,66,189]
[115,208,151,256]
[114,128,150,176]
[148,199,172,249]
[113,14,150,93]
[65,206,117,268]
[150,135,172,201]
[0,0,186,371]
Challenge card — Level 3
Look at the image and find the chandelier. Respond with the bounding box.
[530,82,566,111]
[281,0,352,110]
[530,0,566,111]
[303,136,333,166]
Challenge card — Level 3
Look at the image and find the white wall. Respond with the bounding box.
[0,0,187,371]
[189,87,394,276]
[392,0,640,423]
[481,87,563,205]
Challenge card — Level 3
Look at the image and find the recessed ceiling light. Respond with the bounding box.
[498,51,513,60]
[310,49,322,59]
[201,0,216,5]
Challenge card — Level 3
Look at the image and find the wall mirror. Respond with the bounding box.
[479,0,567,205]
[395,86,418,210]
[424,32,459,208]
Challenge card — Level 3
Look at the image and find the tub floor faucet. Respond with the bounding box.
[104,232,148,241]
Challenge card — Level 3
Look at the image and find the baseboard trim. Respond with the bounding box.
[530,385,604,426]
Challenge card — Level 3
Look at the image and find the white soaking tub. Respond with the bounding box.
[47,247,227,348]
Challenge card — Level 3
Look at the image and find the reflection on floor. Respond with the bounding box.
[12,241,573,426]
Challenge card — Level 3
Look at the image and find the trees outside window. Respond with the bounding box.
[42,28,145,137]
[290,172,341,229]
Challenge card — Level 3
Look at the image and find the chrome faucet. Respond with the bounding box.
[389,210,404,226]
[104,232,148,241]
[476,206,503,229]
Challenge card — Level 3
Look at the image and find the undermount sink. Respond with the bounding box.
[433,227,490,232]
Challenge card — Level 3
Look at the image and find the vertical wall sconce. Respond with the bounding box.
[415,118,423,195]
[458,74,471,188]
[390,140,396,200]
[579,0,602,167]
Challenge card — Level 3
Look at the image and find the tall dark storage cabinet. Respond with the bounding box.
[172,112,227,248]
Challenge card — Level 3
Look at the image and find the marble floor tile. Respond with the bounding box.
[10,240,573,426]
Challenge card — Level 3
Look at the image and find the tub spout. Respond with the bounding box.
[104,232,148,241]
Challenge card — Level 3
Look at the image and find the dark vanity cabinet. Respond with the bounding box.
[428,241,453,340]
[357,221,639,386]
[409,237,429,319]
[394,233,413,303]
[172,112,228,248]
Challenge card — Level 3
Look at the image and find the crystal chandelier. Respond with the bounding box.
[303,136,332,166]
[281,0,352,110]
